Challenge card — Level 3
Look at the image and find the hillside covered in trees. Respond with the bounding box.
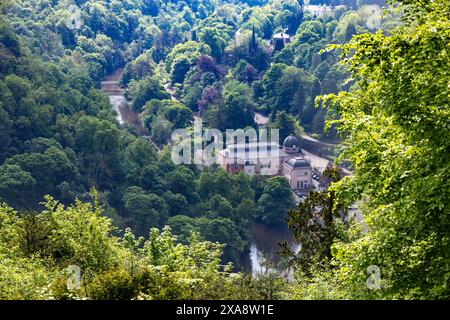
[0,0,449,300]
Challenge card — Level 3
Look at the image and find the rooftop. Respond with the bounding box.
[219,148,289,159]
[273,32,290,39]
[286,157,311,168]
[283,134,300,148]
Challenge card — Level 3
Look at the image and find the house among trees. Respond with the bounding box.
[272,32,291,51]
[304,4,347,18]
[218,134,313,192]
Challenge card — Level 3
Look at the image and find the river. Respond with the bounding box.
[101,69,299,276]
[101,68,147,135]
[244,223,300,276]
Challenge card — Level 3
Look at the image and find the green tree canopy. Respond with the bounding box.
[305,0,450,299]
[257,177,295,225]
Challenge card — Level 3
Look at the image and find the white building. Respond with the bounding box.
[304,4,347,17]
[218,134,313,192]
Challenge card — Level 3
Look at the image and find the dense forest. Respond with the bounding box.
[0,0,449,300]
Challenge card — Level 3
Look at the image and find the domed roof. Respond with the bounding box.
[283,134,300,149]
[286,157,310,168]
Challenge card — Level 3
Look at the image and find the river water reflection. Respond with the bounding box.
[244,222,300,275]
[101,68,147,135]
